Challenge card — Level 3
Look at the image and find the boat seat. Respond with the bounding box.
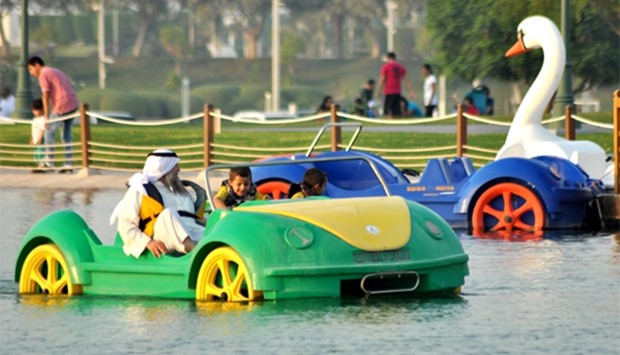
[419,157,474,185]
[113,233,123,247]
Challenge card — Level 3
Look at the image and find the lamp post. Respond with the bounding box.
[96,0,114,89]
[98,0,106,89]
[12,0,33,119]
[553,0,574,115]
[386,0,397,52]
[271,0,280,112]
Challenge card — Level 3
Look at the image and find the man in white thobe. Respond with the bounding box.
[110,149,204,258]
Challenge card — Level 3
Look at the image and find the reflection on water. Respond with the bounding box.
[471,229,544,241]
[1,188,619,354]
[611,232,620,265]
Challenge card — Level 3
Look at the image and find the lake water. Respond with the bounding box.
[0,188,618,354]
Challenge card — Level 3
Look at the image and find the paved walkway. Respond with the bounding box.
[0,169,206,190]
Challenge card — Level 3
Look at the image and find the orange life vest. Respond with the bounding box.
[138,183,165,237]
[137,182,203,237]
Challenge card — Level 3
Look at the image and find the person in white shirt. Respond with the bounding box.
[0,87,15,117]
[110,150,204,258]
[422,64,438,117]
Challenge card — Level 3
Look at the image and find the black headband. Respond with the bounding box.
[147,151,178,158]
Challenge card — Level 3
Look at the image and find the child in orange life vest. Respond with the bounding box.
[289,168,327,199]
[214,166,268,209]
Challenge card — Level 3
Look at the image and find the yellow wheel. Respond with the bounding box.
[196,247,260,302]
[19,244,80,296]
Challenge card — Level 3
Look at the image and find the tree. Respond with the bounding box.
[124,0,169,57]
[31,0,92,14]
[159,25,187,79]
[588,0,620,36]
[570,0,620,92]
[425,0,619,92]
[348,0,387,59]
[188,0,224,55]
[285,0,381,59]
[220,0,271,59]
[280,29,305,82]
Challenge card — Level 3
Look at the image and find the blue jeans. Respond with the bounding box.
[45,112,75,166]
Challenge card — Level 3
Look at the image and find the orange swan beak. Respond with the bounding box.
[505,34,529,58]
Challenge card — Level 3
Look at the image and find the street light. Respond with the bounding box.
[553,0,574,116]
[12,0,33,119]
[386,0,398,52]
[96,0,114,89]
[271,0,280,112]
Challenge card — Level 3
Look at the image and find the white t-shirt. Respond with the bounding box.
[31,116,46,145]
[423,75,438,106]
[0,95,15,117]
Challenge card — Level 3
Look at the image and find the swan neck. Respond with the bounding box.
[511,34,565,130]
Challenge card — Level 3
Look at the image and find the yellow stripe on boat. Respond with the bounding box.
[237,196,411,252]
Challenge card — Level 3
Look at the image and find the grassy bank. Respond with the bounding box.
[0,122,613,168]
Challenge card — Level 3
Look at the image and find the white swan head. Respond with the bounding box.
[505,16,565,62]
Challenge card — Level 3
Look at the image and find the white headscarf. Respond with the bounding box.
[109,149,180,225]
[127,149,181,194]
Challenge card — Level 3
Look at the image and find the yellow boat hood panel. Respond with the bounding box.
[236,196,411,252]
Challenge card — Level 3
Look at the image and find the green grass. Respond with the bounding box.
[0,122,612,150]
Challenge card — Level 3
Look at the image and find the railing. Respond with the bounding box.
[0,98,616,190]
[614,90,620,194]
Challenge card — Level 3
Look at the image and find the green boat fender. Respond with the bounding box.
[14,209,99,285]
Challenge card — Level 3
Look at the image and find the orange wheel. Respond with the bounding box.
[471,182,545,234]
[257,181,290,200]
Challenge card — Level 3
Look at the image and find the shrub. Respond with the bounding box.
[71,14,96,44]
[281,86,324,110]
[230,85,269,111]
[77,88,206,119]
[191,85,240,112]
[77,88,106,109]
[51,16,75,45]
[99,92,147,116]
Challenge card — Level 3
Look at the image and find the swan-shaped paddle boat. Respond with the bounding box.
[497,16,613,187]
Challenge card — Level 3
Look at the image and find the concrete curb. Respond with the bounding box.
[0,169,208,190]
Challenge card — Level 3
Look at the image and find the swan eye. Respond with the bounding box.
[518,29,528,51]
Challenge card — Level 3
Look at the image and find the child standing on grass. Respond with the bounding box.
[30,99,48,173]
[288,168,327,199]
[214,166,268,209]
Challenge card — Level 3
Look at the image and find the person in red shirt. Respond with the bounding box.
[376,52,415,118]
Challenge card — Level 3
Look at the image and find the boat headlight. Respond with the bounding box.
[284,226,314,249]
[548,165,562,180]
[421,219,443,239]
